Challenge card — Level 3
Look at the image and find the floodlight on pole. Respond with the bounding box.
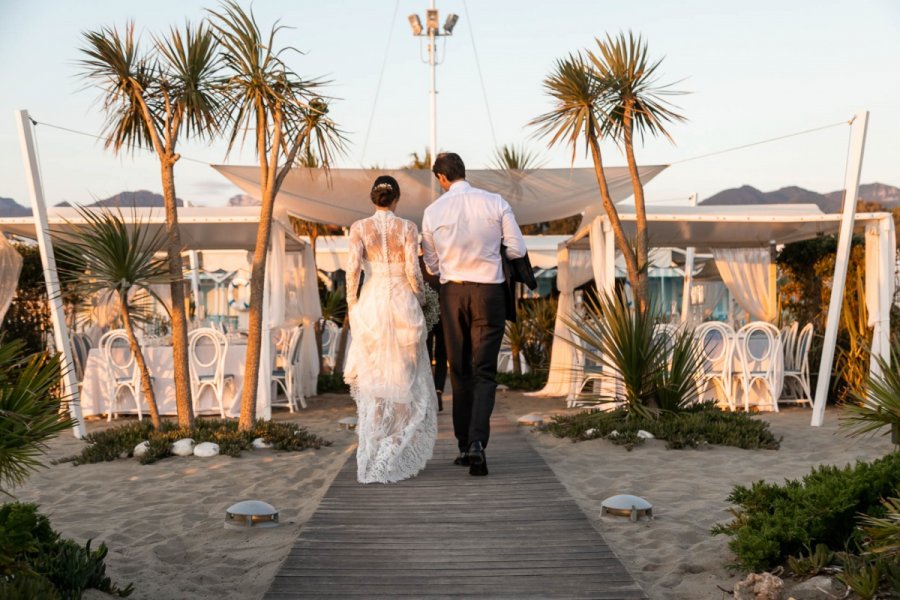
[409,1,459,174]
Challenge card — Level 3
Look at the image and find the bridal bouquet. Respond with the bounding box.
[422,284,441,332]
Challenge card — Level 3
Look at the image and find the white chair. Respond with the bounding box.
[734,322,783,412]
[780,322,799,373]
[320,319,340,372]
[782,323,814,407]
[693,322,736,410]
[99,329,144,422]
[70,332,94,381]
[188,327,235,418]
[272,326,306,412]
[567,333,609,408]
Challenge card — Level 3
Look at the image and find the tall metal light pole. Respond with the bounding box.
[408,2,459,169]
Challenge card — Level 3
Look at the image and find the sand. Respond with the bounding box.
[11,390,896,599]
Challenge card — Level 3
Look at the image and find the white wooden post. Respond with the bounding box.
[812,111,869,426]
[16,110,85,438]
[188,250,201,319]
[680,193,697,323]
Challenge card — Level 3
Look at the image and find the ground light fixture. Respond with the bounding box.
[225,500,279,529]
[601,495,653,522]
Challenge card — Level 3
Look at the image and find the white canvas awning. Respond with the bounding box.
[212,165,669,228]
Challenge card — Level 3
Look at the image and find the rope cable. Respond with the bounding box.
[358,0,401,167]
[462,0,497,150]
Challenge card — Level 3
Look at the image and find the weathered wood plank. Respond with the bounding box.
[264,409,645,599]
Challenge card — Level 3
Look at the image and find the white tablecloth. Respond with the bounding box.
[80,344,248,418]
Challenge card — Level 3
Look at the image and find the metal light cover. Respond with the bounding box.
[408,14,423,36]
[426,9,439,34]
[601,494,653,522]
[443,13,459,34]
[225,500,279,529]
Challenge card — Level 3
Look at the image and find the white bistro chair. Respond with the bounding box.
[99,329,145,422]
[567,333,610,409]
[780,322,799,373]
[693,322,736,410]
[733,322,783,412]
[70,332,94,382]
[188,327,235,418]
[272,326,306,412]
[782,323,814,407]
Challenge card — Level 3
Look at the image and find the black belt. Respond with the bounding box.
[447,280,503,286]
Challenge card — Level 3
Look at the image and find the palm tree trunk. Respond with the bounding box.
[121,303,161,429]
[586,133,642,304]
[160,162,194,428]
[622,107,650,313]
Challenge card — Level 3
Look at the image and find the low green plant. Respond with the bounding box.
[787,543,835,579]
[836,552,882,600]
[317,371,350,394]
[58,419,331,466]
[547,405,780,450]
[711,452,900,572]
[496,371,548,391]
[859,496,900,562]
[0,339,77,494]
[0,502,132,598]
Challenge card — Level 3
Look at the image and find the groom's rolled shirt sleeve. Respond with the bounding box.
[500,200,527,260]
[421,214,440,276]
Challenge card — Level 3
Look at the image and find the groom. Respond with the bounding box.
[421,152,527,476]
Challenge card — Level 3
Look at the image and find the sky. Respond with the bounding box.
[1,0,898,209]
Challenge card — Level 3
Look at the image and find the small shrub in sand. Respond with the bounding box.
[546,404,781,451]
[57,419,331,466]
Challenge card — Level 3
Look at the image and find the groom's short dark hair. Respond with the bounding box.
[432,152,465,182]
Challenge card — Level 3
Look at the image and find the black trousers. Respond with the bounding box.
[440,282,506,451]
[426,321,448,393]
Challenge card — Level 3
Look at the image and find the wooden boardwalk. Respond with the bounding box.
[265,410,645,600]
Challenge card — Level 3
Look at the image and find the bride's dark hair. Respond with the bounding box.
[370,175,400,208]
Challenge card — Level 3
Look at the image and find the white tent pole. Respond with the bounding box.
[768,240,777,322]
[189,251,201,320]
[812,111,869,427]
[16,109,85,439]
[680,193,698,323]
[603,220,615,296]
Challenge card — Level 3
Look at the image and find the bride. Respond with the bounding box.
[343,175,438,484]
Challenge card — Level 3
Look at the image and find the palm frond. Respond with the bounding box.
[841,344,900,439]
[586,31,687,145]
[491,144,545,170]
[528,53,606,164]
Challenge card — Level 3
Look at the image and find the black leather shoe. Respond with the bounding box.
[468,442,488,476]
[453,451,470,466]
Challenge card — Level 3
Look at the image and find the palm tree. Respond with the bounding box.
[208,1,346,430]
[79,21,223,429]
[531,32,684,311]
[55,207,171,430]
[491,144,544,171]
[406,149,432,169]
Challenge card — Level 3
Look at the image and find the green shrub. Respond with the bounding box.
[0,502,132,598]
[547,405,780,450]
[317,372,350,394]
[711,452,900,572]
[58,419,331,466]
[496,371,548,391]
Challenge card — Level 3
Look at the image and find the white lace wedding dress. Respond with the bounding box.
[343,210,438,484]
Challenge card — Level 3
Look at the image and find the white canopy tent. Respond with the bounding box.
[0,206,322,423]
[533,203,896,426]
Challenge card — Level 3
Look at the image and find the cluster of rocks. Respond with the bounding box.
[131,437,273,458]
[733,572,846,600]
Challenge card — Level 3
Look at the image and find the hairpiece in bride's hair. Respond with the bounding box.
[373,182,394,192]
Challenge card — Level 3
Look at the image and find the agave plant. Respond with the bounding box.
[0,338,77,495]
[55,207,170,429]
[841,343,900,444]
[563,290,703,417]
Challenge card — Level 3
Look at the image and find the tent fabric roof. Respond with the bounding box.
[212,165,669,228]
[570,204,893,251]
[0,206,307,252]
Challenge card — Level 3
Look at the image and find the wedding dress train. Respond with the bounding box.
[343,210,438,484]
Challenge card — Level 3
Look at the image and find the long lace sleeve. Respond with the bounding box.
[403,221,425,306]
[346,222,364,310]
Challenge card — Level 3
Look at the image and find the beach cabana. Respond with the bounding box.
[532,204,896,425]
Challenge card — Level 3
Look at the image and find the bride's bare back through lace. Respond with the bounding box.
[342,210,436,484]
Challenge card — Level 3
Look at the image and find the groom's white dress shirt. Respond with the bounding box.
[421,180,527,284]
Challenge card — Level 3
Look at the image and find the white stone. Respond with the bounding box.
[252,437,273,449]
[517,413,543,426]
[637,429,655,439]
[609,430,619,437]
[585,428,597,437]
[133,441,150,458]
[497,384,509,392]
[193,442,220,458]
[171,438,195,457]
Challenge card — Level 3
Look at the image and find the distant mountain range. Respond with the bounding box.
[2,183,899,218]
[701,182,900,213]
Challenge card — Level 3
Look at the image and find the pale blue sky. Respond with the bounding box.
[1,0,898,208]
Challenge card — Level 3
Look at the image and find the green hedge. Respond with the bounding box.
[496,371,548,391]
[712,451,900,572]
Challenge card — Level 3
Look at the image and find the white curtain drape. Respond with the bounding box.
[712,248,776,322]
[0,235,22,326]
[531,242,594,397]
[299,244,321,397]
[865,219,896,377]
